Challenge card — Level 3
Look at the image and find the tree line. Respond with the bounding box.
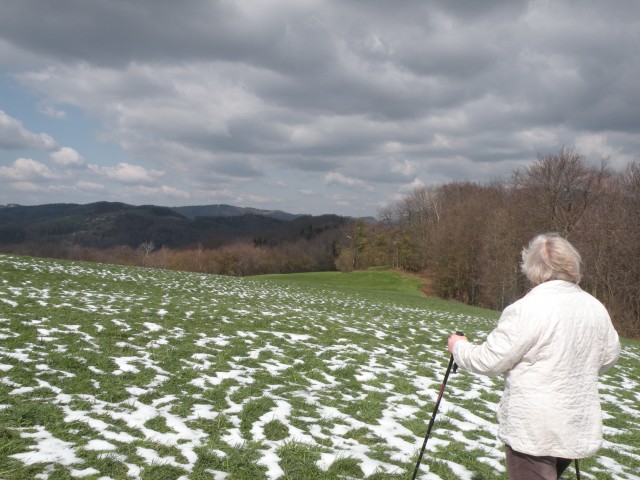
[335,148,639,338]
[4,230,341,278]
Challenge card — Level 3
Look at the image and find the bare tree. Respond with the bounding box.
[137,241,155,267]
[511,147,610,237]
[156,245,169,269]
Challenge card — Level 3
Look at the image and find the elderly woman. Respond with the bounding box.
[448,233,620,480]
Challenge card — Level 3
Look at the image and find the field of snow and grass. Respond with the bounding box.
[0,254,638,479]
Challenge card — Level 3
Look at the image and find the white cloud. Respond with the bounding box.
[89,162,164,184]
[51,147,86,168]
[390,159,420,177]
[0,110,57,151]
[325,171,371,190]
[574,133,635,169]
[399,178,425,193]
[157,185,190,199]
[0,158,59,181]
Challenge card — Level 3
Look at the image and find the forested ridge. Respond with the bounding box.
[0,202,349,277]
[1,147,638,337]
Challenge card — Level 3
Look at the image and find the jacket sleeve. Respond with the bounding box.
[599,317,621,374]
[453,303,535,376]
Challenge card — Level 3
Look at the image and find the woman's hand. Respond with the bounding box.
[448,333,468,353]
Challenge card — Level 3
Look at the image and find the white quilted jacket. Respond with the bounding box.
[453,280,620,458]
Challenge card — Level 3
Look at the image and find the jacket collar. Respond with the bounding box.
[528,280,582,295]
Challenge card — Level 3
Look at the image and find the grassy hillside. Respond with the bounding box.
[0,255,638,479]
[255,270,425,298]
[255,271,497,319]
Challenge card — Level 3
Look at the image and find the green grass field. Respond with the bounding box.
[0,254,638,479]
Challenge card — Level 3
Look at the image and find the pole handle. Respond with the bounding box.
[452,331,464,373]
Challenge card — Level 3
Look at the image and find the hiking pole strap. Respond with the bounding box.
[452,331,464,373]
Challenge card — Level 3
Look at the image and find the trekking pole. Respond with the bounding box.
[575,459,581,480]
[411,331,465,480]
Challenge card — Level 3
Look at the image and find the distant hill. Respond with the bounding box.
[171,204,301,221]
[0,202,351,250]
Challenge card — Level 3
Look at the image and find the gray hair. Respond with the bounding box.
[521,233,582,285]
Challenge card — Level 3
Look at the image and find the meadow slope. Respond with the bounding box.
[0,255,638,479]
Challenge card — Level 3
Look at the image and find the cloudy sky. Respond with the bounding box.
[1,0,639,217]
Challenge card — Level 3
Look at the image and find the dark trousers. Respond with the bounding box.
[505,445,573,480]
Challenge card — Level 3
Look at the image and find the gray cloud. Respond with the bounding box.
[1,0,639,216]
